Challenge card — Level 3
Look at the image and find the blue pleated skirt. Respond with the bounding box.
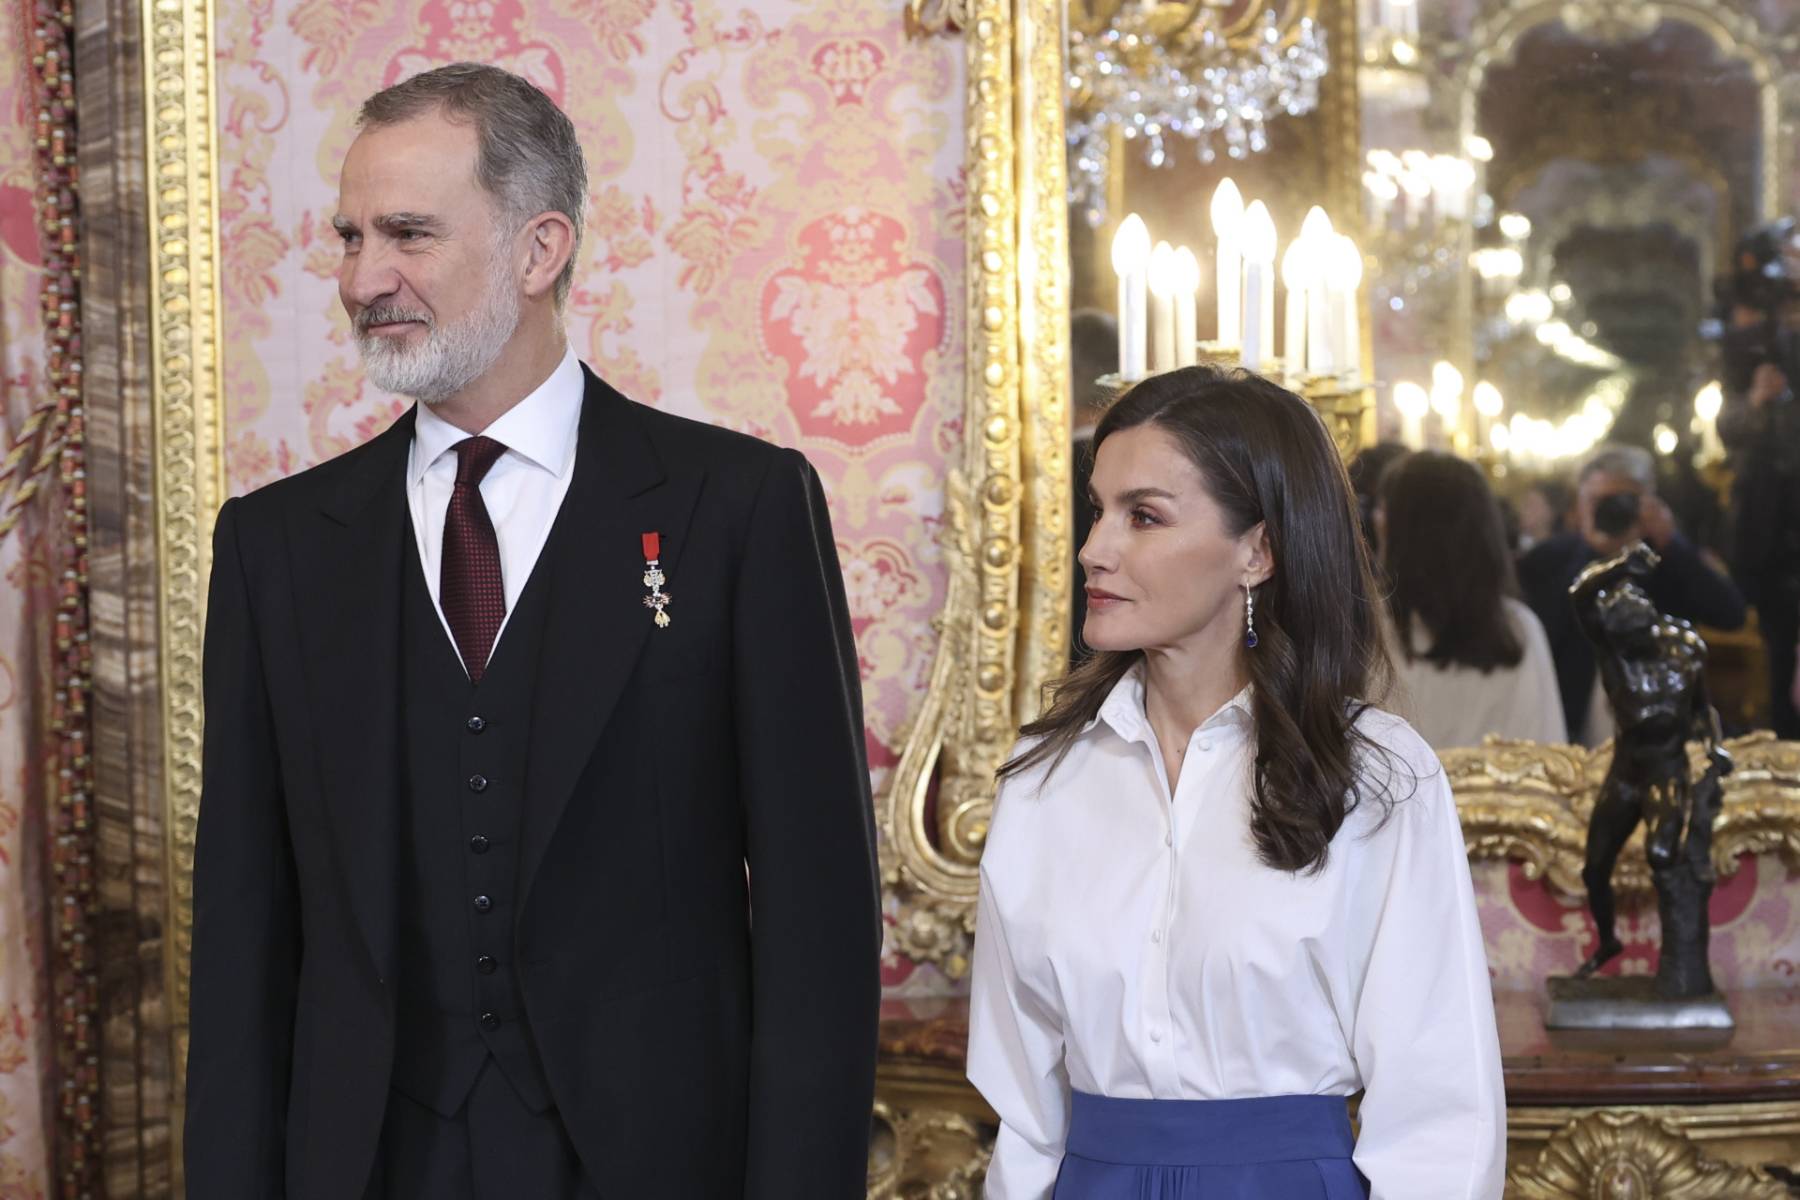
[1053,1092,1370,1199]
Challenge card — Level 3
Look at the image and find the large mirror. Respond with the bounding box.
[1064,0,1800,751]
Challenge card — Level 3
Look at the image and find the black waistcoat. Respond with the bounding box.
[391,531,555,1116]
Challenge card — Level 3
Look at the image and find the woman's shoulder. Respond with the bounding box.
[1503,595,1550,638]
[1346,702,1451,824]
[1351,701,1434,758]
[987,725,1121,841]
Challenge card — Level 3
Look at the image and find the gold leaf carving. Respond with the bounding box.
[903,0,970,37]
[867,1100,994,1199]
[1508,1110,1789,1198]
[145,0,228,1186]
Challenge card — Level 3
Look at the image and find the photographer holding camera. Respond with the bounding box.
[1519,444,1747,743]
[1717,219,1800,738]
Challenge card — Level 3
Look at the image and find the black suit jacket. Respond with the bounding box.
[184,367,882,1198]
[1518,530,1747,742]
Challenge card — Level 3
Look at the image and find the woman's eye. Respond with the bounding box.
[1129,507,1160,527]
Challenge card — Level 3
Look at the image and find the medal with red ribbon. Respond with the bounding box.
[641,532,672,628]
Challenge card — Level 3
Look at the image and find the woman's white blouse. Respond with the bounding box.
[967,669,1506,1199]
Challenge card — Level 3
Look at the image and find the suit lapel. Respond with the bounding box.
[517,369,701,909]
[292,410,415,984]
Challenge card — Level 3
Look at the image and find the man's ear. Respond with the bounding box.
[521,211,577,302]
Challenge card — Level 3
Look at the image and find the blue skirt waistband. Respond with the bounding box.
[1065,1091,1355,1167]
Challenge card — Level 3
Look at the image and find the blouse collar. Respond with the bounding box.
[1083,661,1254,745]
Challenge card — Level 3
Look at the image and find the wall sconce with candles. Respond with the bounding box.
[1107,184,1369,389]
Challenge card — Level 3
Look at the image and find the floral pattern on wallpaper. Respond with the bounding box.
[0,13,55,1196]
[215,0,966,992]
[1476,856,1800,992]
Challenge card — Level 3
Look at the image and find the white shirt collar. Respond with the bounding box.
[1083,661,1254,743]
[409,346,584,486]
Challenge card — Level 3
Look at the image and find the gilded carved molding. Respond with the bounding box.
[1508,1109,1790,1198]
[884,0,1069,979]
[142,0,225,1171]
[1443,733,1800,900]
[867,1100,994,1199]
[903,0,971,36]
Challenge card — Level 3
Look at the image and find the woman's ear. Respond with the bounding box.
[1241,521,1274,589]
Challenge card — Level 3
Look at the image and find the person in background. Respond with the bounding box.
[1519,444,1746,744]
[970,367,1504,1200]
[1514,477,1572,554]
[1347,441,1409,557]
[1717,219,1800,738]
[1375,451,1565,749]
[1070,308,1119,658]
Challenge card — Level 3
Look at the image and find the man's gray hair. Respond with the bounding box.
[358,63,587,307]
[1578,442,1656,491]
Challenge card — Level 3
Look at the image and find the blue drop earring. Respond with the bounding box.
[1244,582,1258,649]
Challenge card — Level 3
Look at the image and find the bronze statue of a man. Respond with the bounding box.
[1570,542,1732,997]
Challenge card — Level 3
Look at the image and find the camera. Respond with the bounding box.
[1593,492,1642,538]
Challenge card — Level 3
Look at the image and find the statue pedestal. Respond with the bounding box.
[1546,975,1734,1032]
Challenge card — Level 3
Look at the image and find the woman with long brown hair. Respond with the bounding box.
[967,367,1504,1198]
[1375,450,1565,749]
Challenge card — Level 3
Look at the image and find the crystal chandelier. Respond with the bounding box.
[1068,1,1330,225]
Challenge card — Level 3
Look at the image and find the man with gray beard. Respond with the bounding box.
[184,63,880,1199]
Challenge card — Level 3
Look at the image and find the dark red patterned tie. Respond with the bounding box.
[441,436,508,682]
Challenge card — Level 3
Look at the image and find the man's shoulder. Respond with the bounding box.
[1519,531,1585,579]
[624,396,794,473]
[228,412,412,526]
[594,376,808,495]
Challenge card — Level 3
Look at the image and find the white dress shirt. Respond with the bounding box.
[1386,597,1567,750]
[968,666,1506,1200]
[405,347,584,672]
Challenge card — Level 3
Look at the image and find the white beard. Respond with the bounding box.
[354,244,521,405]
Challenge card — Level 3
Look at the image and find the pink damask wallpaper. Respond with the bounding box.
[215,1,966,991]
[0,10,57,1196]
[1476,855,1800,992]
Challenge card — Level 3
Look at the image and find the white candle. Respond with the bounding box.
[1211,178,1244,347]
[1393,382,1429,450]
[1431,360,1464,448]
[1695,382,1724,461]
[1281,241,1310,378]
[1301,207,1335,375]
[1148,240,1177,373]
[1399,170,1430,231]
[1111,213,1151,380]
[1473,381,1504,448]
[1173,246,1201,368]
[1240,201,1277,372]
[1326,234,1364,380]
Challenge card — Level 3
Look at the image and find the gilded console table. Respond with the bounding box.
[869,991,1800,1198]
